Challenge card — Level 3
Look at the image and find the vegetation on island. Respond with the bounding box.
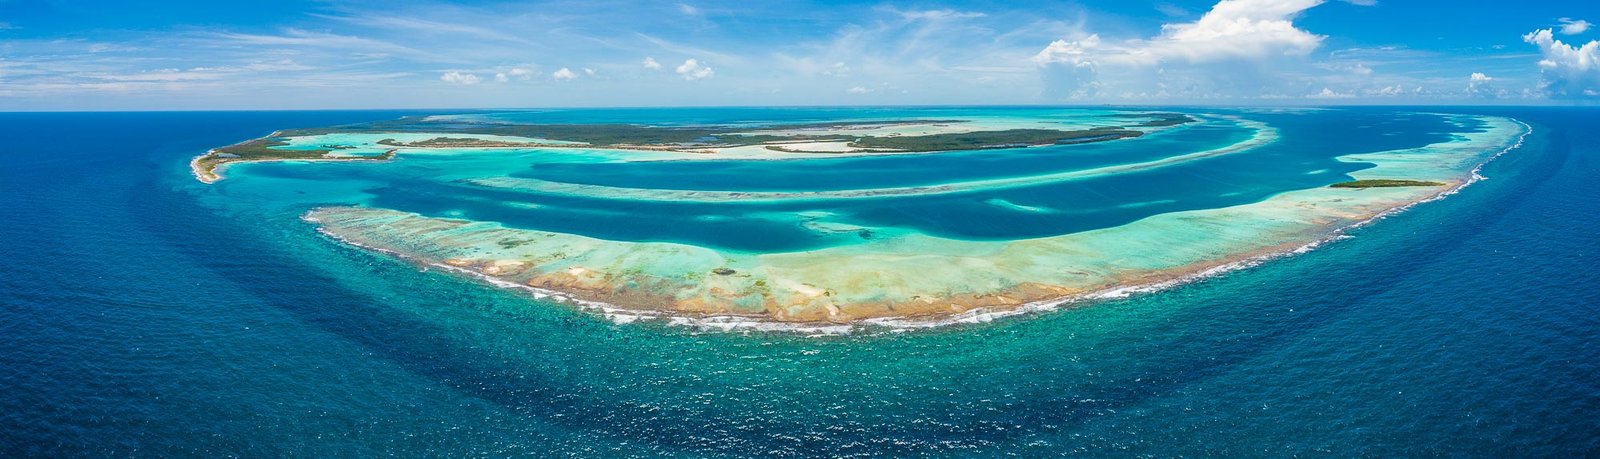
[1329,179,1447,188]
[1105,112,1197,127]
[848,127,1143,151]
[193,136,395,182]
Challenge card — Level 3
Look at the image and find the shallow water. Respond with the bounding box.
[1,107,1597,455]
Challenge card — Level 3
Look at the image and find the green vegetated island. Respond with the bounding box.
[190,112,1195,182]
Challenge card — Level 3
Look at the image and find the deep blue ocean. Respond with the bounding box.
[1,107,1596,456]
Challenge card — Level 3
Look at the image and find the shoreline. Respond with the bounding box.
[190,149,397,184]
[189,152,222,184]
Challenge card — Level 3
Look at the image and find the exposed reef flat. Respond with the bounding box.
[301,115,1528,326]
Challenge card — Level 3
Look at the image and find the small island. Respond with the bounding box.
[190,133,396,183]
[189,113,1191,183]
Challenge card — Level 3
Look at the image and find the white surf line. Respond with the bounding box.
[463,117,1277,204]
[862,117,1534,331]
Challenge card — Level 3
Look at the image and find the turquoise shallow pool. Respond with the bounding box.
[1,107,1596,455]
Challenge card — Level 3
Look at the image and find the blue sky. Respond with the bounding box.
[1,0,1597,110]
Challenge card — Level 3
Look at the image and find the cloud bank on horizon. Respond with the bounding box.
[0,0,1596,109]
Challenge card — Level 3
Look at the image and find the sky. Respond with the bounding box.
[0,0,1597,110]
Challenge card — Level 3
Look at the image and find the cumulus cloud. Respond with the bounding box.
[1138,0,1326,64]
[1523,29,1600,98]
[643,57,662,70]
[552,67,578,81]
[847,86,871,94]
[1032,35,1101,97]
[1559,18,1592,35]
[1033,34,1100,66]
[1466,72,1499,97]
[1034,0,1332,99]
[440,71,480,85]
[1036,0,1332,67]
[676,59,714,80]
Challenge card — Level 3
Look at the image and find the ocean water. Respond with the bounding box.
[1,107,1596,455]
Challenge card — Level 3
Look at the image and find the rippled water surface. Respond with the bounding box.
[1,108,1596,456]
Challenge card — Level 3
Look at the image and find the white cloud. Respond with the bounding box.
[1309,87,1351,98]
[675,59,714,80]
[584,68,597,77]
[494,67,532,82]
[1523,29,1600,98]
[1366,85,1405,96]
[1034,0,1330,98]
[823,62,850,77]
[1033,34,1101,66]
[1467,72,1497,97]
[1032,35,1101,97]
[552,67,578,81]
[847,86,871,94]
[1139,0,1325,64]
[440,71,480,85]
[678,3,700,16]
[1035,0,1331,66]
[1559,18,1592,35]
[643,57,662,70]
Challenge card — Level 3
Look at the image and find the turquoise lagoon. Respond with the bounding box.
[207,107,1526,325]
